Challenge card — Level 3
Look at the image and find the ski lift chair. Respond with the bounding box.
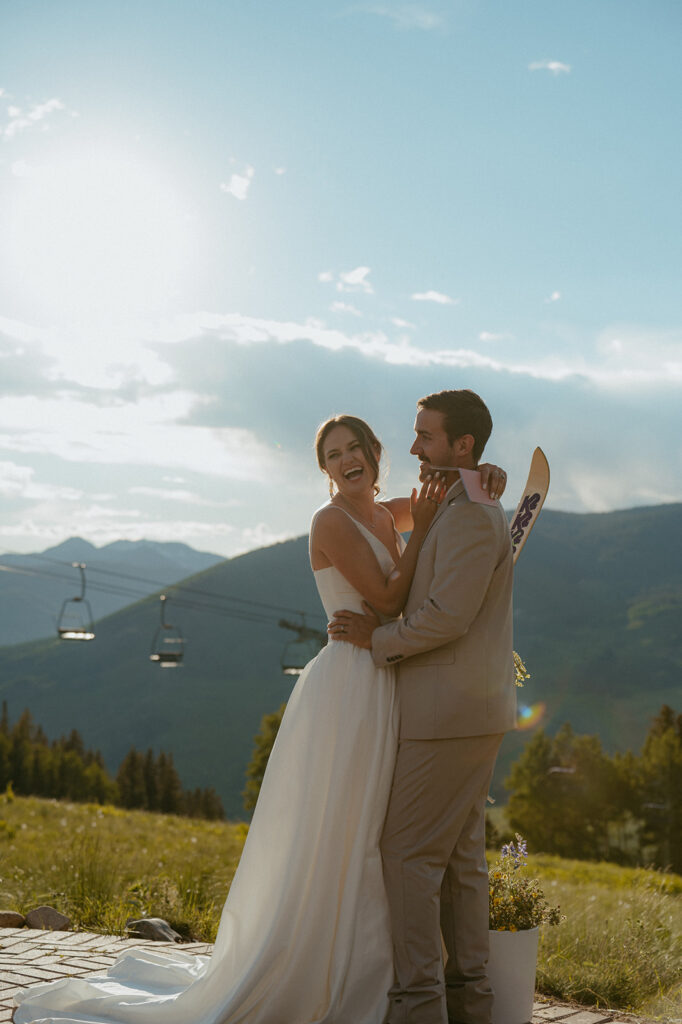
[149,594,185,668]
[57,563,96,641]
[279,617,326,676]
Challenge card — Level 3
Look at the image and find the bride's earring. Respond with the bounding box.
[328,479,335,498]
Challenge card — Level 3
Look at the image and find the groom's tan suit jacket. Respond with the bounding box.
[372,477,516,738]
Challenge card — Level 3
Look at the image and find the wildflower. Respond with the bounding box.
[489,834,564,932]
[513,651,530,687]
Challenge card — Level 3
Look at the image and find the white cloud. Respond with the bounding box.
[152,310,542,376]
[338,266,374,294]
[129,485,234,507]
[331,301,362,316]
[1,308,681,555]
[0,460,82,501]
[151,310,682,389]
[411,289,458,305]
[0,511,240,550]
[0,460,34,496]
[479,331,514,343]
[363,5,444,30]
[0,392,280,479]
[593,326,682,382]
[219,164,255,200]
[2,97,68,139]
[545,291,561,303]
[274,166,287,175]
[528,60,571,75]
[319,266,374,294]
[317,266,372,294]
[8,307,681,403]
[10,159,33,178]
[391,317,415,329]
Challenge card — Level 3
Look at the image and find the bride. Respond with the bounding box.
[14,414,505,1024]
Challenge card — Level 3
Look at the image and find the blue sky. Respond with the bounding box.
[1,0,680,556]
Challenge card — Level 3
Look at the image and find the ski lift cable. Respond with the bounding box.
[0,562,166,603]
[5,550,317,618]
[0,559,325,629]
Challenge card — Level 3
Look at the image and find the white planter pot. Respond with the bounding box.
[488,926,539,1024]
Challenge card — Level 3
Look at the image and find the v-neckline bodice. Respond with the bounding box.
[326,502,402,567]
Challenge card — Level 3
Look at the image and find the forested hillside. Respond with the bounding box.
[0,504,679,818]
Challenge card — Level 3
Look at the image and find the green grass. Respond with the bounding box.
[504,854,682,1019]
[1,795,680,1018]
[0,793,247,941]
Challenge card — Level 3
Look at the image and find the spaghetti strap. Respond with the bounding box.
[308,503,370,566]
[326,504,362,526]
[310,503,402,568]
[378,502,405,552]
[314,503,377,543]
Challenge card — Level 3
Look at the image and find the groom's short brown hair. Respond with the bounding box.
[418,389,492,463]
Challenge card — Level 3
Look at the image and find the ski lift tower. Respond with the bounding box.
[278,617,326,676]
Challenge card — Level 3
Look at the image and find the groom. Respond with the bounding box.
[331,388,515,1024]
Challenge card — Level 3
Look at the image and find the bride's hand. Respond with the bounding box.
[479,463,507,501]
[410,473,446,533]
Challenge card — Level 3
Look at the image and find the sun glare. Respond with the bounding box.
[4,146,196,325]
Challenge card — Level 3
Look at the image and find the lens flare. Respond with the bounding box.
[516,702,546,731]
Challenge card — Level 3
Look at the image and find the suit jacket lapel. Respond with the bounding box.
[423,477,465,544]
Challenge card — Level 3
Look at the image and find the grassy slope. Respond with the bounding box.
[1,796,680,1017]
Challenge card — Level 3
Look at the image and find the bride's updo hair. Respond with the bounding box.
[315,415,383,496]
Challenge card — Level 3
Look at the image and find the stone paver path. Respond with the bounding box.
[0,927,650,1024]
[0,927,211,1021]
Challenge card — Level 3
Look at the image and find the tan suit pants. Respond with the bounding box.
[380,733,504,1024]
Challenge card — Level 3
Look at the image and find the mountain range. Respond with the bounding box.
[0,538,224,646]
[0,504,679,818]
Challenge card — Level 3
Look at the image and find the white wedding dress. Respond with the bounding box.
[14,515,401,1024]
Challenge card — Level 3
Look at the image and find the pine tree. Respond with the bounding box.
[57,749,90,801]
[0,705,223,821]
[636,705,682,872]
[200,786,225,820]
[63,729,85,758]
[506,724,625,860]
[505,730,556,851]
[9,710,35,794]
[84,760,118,804]
[0,701,10,736]
[31,745,52,797]
[243,704,286,813]
[0,733,11,790]
[12,709,34,742]
[157,752,183,814]
[143,748,159,811]
[116,748,147,808]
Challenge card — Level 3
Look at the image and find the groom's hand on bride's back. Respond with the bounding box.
[328,603,380,650]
